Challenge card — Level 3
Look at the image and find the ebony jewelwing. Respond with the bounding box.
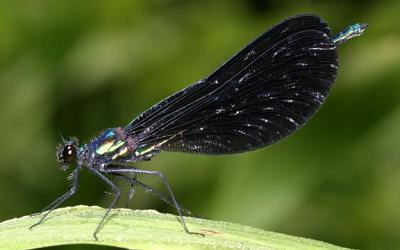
[30,14,367,239]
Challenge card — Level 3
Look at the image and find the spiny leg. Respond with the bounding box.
[103,166,204,237]
[108,172,136,208]
[125,172,137,208]
[111,173,194,216]
[29,191,70,217]
[30,167,80,229]
[111,172,136,208]
[127,181,136,208]
[87,167,121,240]
[106,165,137,208]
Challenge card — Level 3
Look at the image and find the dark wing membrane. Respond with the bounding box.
[124,14,338,154]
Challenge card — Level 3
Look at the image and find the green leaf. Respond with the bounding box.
[0,205,350,250]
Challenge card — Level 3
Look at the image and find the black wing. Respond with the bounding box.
[124,14,338,154]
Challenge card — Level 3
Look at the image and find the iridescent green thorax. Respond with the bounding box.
[89,128,134,162]
[96,140,125,155]
[95,139,130,161]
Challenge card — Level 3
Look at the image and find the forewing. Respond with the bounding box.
[124,14,338,154]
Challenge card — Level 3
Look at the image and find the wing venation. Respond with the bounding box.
[124,14,338,155]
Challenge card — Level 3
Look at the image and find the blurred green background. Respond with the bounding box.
[0,0,399,249]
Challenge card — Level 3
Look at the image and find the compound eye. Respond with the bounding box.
[62,144,76,164]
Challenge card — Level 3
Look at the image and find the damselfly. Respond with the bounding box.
[30,14,367,239]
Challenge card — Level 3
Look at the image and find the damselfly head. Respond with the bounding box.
[56,137,78,170]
